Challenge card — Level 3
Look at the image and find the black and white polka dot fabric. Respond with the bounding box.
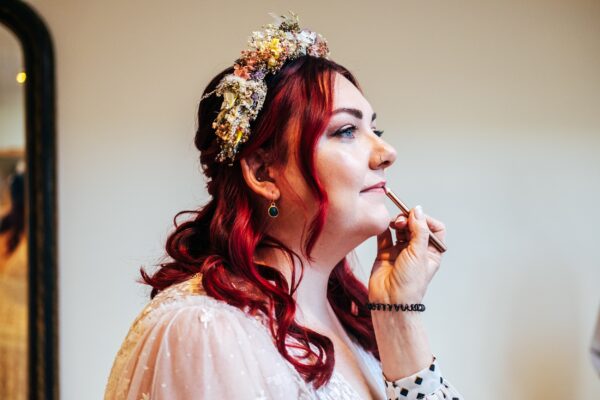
[384,356,462,400]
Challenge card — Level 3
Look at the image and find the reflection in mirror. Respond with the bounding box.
[0,23,27,400]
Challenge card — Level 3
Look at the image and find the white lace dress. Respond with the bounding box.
[104,275,463,400]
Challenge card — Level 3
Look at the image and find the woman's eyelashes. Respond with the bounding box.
[332,125,384,139]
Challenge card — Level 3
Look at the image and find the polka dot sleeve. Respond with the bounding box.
[383,356,463,400]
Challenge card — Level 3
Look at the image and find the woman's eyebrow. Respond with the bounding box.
[332,107,377,122]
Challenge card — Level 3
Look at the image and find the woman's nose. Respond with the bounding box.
[374,142,397,168]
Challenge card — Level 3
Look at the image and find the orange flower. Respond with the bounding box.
[233,64,250,80]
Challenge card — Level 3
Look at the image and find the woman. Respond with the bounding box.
[105,12,463,400]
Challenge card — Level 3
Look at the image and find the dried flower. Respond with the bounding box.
[199,11,330,166]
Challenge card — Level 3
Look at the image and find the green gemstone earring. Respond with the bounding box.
[268,196,279,218]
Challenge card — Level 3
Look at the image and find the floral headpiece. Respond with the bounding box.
[200,11,330,166]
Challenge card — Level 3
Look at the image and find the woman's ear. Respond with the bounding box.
[240,148,280,201]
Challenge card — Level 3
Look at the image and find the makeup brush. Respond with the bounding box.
[383,186,447,253]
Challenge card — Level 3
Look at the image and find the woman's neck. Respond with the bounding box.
[254,246,342,332]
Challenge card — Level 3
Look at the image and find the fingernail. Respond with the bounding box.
[415,205,424,219]
[396,216,407,223]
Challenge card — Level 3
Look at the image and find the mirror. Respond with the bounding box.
[0,1,57,399]
[0,22,27,399]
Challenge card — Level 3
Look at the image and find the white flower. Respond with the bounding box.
[298,30,316,45]
[252,30,265,40]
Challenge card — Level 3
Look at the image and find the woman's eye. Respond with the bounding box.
[333,126,357,138]
[332,126,384,138]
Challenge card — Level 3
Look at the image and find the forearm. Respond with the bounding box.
[372,312,433,381]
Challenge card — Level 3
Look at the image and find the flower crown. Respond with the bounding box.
[200,11,330,166]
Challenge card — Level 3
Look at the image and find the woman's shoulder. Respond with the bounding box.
[130,273,269,339]
[108,274,267,374]
[106,274,315,399]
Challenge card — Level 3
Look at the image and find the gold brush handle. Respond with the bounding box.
[383,186,447,253]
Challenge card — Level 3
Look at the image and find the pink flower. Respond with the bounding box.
[233,64,251,80]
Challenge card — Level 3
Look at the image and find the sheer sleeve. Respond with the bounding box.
[104,294,314,400]
[382,356,463,400]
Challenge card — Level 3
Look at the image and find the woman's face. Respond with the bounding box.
[313,72,397,244]
[252,71,398,266]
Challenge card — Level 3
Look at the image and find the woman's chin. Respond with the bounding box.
[364,210,392,235]
[375,219,392,235]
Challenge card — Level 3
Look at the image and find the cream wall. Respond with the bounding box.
[26,0,600,398]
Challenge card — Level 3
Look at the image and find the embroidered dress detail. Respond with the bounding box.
[104,275,463,400]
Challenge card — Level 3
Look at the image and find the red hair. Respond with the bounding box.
[141,55,379,389]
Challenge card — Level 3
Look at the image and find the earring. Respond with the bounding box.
[267,195,279,218]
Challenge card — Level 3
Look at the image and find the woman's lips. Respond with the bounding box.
[360,187,385,193]
[360,180,387,192]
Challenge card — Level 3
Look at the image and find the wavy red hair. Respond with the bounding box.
[141,55,379,389]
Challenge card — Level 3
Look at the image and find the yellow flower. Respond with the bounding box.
[268,38,281,50]
[269,38,283,58]
[259,38,282,58]
[234,128,244,146]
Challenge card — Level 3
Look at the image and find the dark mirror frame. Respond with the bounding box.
[0,1,58,399]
